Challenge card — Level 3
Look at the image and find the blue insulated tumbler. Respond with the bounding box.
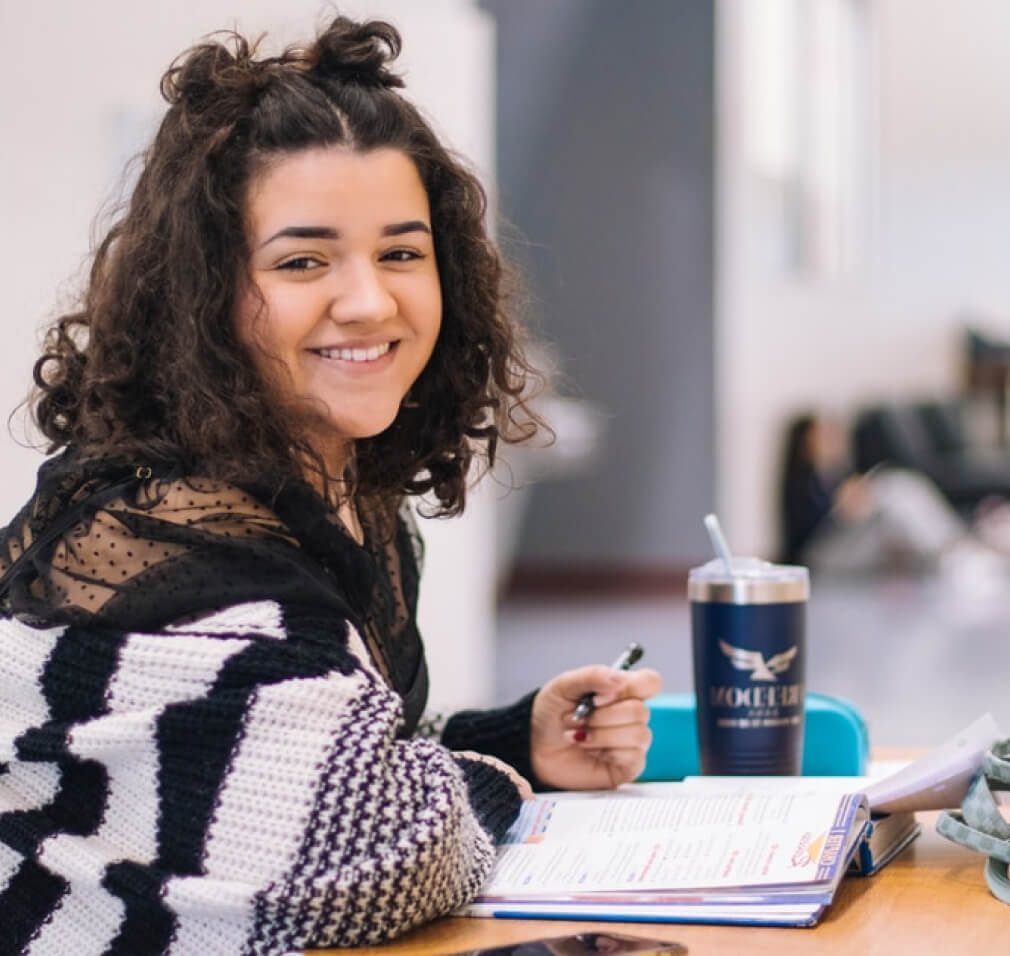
[689,558,809,775]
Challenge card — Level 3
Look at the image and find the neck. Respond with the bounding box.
[301,447,364,545]
[300,436,352,495]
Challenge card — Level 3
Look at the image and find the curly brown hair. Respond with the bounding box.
[32,15,543,516]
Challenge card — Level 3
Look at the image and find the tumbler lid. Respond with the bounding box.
[687,557,809,604]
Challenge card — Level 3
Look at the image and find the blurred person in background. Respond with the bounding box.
[779,414,1010,587]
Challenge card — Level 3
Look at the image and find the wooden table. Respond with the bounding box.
[310,811,1005,955]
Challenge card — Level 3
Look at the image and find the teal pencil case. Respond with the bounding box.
[639,691,869,780]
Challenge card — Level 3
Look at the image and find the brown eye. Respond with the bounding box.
[381,249,423,263]
[278,256,323,271]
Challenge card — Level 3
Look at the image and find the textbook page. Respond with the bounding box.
[863,712,1001,812]
[481,789,867,898]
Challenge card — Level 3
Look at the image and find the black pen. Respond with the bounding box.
[573,642,645,721]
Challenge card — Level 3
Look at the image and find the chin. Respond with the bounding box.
[327,413,402,443]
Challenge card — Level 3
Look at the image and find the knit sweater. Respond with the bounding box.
[0,453,528,954]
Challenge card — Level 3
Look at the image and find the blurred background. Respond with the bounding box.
[2,0,1009,744]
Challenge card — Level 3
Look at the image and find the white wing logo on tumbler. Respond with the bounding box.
[718,640,798,682]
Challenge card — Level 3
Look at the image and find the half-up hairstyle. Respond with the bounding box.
[32,16,543,516]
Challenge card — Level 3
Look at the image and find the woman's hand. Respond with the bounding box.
[454,750,534,800]
[530,665,662,791]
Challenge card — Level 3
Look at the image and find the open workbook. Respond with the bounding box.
[461,713,1000,928]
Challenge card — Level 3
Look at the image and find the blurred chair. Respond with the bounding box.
[851,399,1010,513]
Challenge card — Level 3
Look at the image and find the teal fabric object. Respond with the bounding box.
[639,691,869,780]
[937,737,1010,904]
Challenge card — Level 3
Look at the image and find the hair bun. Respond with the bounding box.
[160,34,263,108]
[310,16,404,89]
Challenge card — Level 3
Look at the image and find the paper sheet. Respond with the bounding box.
[864,713,1001,812]
[484,790,865,897]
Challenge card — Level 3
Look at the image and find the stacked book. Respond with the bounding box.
[462,714,998,927]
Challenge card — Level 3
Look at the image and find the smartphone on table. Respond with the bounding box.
[448,931,687,955]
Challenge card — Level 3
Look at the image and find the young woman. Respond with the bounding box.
[0,16,660,953]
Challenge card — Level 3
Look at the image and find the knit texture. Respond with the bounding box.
[454,758,524,842]
[443,692,546,790]
[0,603,507,953]
[0,455,525,954]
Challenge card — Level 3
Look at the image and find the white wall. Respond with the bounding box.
[717,0,1010,556]
[0,0,498,713]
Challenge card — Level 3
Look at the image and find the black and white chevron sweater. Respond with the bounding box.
[0,453,529,953]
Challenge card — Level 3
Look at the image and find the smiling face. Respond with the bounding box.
[236,146,442,473]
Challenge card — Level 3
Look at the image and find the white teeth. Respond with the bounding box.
[317,342,392,362]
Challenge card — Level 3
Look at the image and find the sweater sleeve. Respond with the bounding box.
[0,601,521,952]
[442,691,546,790]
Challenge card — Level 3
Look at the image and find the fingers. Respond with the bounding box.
[531,663,662,792]
[545,665,626,703]
[565,696,651,731]
[603,666,662,705]
[577,746,650,788]
[564,694,653,786]
[546,665,662,708]
[566,719,652,753]
[566,669,663,717]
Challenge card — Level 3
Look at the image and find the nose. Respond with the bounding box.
[327,257,397,325]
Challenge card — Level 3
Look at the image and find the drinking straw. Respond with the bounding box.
[703,513,736,575]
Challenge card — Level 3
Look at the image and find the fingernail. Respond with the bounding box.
[573,729,587,743]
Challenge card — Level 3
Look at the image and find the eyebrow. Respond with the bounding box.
[259,220,431,248]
